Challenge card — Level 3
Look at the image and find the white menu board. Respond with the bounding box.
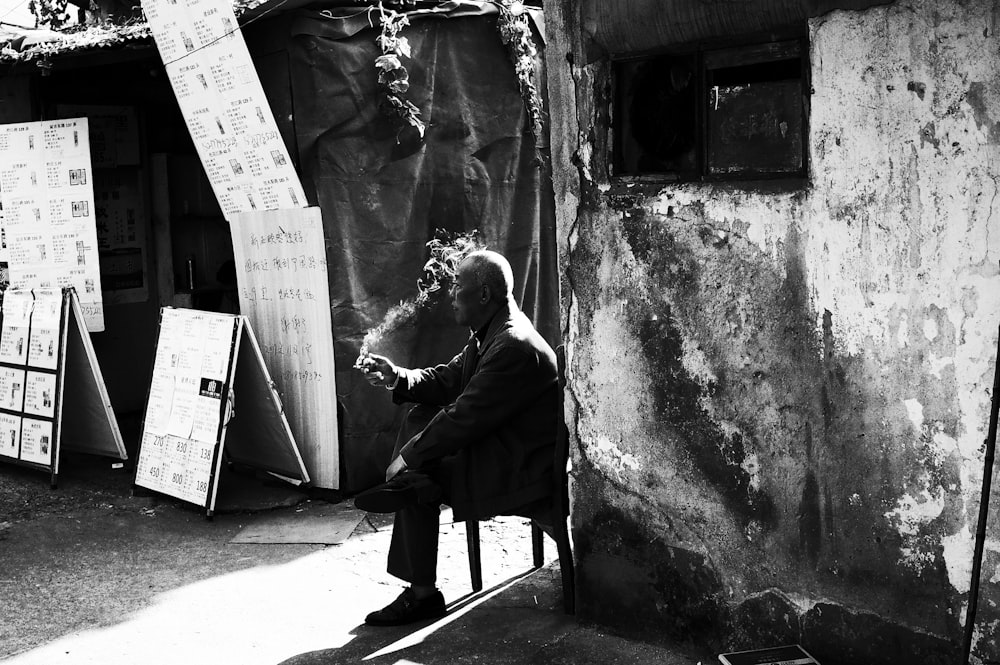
[141,0,306,218]
[0,119,105,331]
[0,288,65,468]
[135,308,238,505]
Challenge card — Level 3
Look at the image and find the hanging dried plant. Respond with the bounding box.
[28,0,70,29]
[375,2,425,143]
[496,1,544,155]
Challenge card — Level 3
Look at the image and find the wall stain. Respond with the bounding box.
[633,311,775,523]
[575,500,727,644]
[966,82,1000,143]
[920,121,940,150]
[618,206,775,523]
[799,470,822,566]
[605,201,962,605]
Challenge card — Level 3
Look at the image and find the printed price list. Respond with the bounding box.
[0,289,63,467]
[135,431,216,505]
[135,308,238,506]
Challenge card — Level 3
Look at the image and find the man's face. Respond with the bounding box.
[451,262,485,328]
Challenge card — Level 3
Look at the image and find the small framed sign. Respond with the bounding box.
[718,644,820,665]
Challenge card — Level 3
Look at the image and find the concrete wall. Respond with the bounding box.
[543,1,1000,663]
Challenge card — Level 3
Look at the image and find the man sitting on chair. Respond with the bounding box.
[355,249,557,626]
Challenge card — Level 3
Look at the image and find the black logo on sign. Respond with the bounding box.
[199,378,223,399]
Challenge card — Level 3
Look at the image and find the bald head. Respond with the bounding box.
[451,250,516,329]
[460,250,515,305]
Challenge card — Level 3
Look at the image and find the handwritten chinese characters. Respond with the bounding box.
[229,207,338,489]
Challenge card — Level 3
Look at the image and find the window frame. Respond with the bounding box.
[610,33,811,185]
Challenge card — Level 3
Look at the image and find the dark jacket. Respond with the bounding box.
[393,303,557,521]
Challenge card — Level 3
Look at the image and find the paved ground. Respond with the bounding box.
[0,447,714,665]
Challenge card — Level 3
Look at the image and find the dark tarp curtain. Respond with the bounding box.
[286,6,558,493]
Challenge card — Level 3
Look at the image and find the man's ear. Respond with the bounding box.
[479,284,492,304]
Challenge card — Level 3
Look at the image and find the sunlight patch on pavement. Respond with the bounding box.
[3,538,393,665]
[3,514,542,665]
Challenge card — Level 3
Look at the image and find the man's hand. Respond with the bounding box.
[356,353,400,389]
[385,455,407,482]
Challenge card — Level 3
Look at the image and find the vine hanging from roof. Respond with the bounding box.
[28,0,70,29]
[375,2,425,143]
[370,1,542,155]
[496,0,544,153]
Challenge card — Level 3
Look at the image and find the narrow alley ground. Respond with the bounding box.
[0,442,714,665]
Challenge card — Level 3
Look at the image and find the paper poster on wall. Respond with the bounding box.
[230,207,339,489]
[93,169,147,303]
[53,105,149,305]
[140,0,306,218]
[0,289,31,365]
[0,120,105,330]
[54,105,140,168]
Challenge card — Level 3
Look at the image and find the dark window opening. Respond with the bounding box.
[613,38,808,182]
[615,54,699,178]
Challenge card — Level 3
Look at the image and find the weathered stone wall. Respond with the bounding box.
[543,1,1000,663]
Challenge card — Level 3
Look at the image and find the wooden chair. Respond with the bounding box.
[465,344,575,614]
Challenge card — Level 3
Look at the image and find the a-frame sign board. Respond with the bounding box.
[0,288,126,488]
[133,307,309,517]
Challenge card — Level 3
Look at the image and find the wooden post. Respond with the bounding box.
[964,323,1000,665]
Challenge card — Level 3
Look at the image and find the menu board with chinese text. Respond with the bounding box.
[0,120,105,331]
[141,0,306,218]
[0,289,62,468]
[0,287,125,483]
[135,308,238,506]
[135,307,309,513]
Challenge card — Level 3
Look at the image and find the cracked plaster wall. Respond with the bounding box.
[543,0,1000,663]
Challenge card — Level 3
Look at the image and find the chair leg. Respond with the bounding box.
[553,521,575,615]
[465,520,483,592]
[531,521,544,568]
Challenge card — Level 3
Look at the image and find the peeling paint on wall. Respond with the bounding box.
[548,0,1000,662]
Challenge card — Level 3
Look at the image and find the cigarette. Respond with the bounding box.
[354,352,373,370]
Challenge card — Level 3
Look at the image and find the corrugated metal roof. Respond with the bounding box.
[0,21,152,63]
[0,0,268,64]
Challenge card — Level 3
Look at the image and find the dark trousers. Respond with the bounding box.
[386,405,452,586]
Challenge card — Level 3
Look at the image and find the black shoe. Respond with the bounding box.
[365,588,446,626]
[353,477,418,513]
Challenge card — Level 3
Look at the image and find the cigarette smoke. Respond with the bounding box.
[356,230,485,362]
